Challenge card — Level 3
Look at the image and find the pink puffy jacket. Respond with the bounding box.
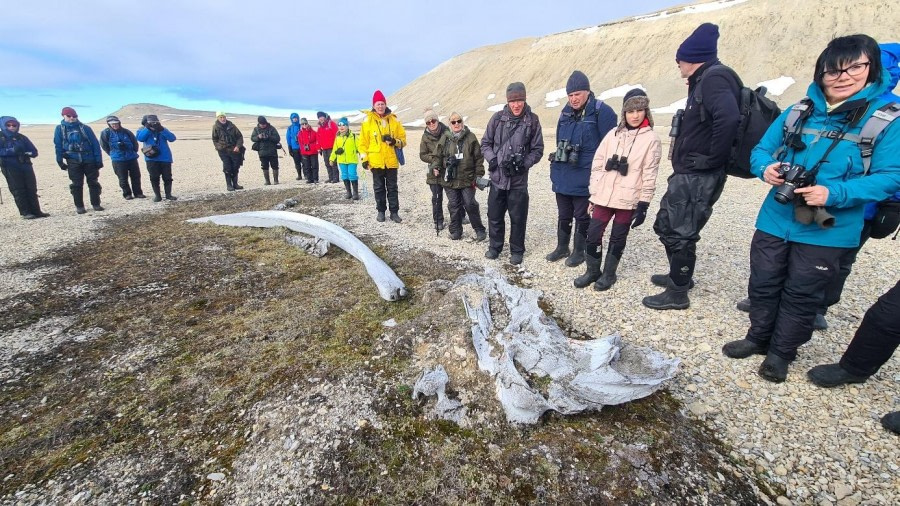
[589,125,661,210]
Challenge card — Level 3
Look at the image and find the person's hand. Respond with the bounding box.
[548,153,555,163]
[762,163,784,186]
[362,160,370,170]
[96,161,103,169]
[587,202,594,216]
[795,185,830,207]
[58,160,68,171]
[233,146,240,153]
[684,152,711,171]
[433,168,439,177]
[631,201,650,229]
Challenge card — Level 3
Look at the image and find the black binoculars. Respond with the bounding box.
[669,109,684,139]
[554,140,580,164]
[382,134,394,144]
[774,163,816,204]
[605,154,629,176]
[502,152,526,177]
[444,155,460,182]
[116,141,127,150]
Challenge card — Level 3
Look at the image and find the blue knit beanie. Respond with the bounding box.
[565,70,590,94]
[337,117,349,126]
[676,23,719,63]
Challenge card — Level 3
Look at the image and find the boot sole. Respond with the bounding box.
[641,300,690,310]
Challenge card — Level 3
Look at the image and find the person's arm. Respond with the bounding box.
[23,135,38,158]
[234,126,244,148]
[251,127,259,143]
[523,115,544,169]
[472,135,485,177]
[702,72,740,169]
[161,128,176,142]
[53,126,64,164]
[99,129,111,155]
[639,134,662,203]
[592,129,613,173]
[750,107,792,180]
[597,102,617,139]
[419,133,433,164]
[394,122,407,149]
[480,115,498,164]
[816,124,900,208]
[86,126,103,165]
[126,129,140,153]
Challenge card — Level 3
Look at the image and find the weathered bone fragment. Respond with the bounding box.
[187,211,407,301]
[412,365,467,424]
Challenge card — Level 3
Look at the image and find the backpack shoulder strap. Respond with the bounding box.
[695,65,741,123]
[773,98,814,160]
[858,102,900,174]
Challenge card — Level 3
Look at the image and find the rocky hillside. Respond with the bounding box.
[97,103,287,127]
[388,0,898,127]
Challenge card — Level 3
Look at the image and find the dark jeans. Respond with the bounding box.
[839,280,900,377]
[586,205,634,257]
[555,193,590,235]
[429,183,445,224]
[745,230,849,361]
[1,165,41,215]
[653,171,726,286]
[446,186,485,235]
[289,148,303,176]
[487,186,529,254]
[320,148,336,181]
[301,154,319,182]
[67,161,102,208]
[260,155,279,171]
[112,159,143,197]
[371,168,399,213]
[219,151,242,177]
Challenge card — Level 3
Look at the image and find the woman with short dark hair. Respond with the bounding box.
[722,34,900,382]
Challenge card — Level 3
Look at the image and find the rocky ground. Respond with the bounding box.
[0,123,897,504]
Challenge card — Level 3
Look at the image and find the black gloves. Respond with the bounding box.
[488,158,499,173]
[382,134,395,146]
[362,160,370,170]
[631,201,650,229]
[684,153,711,171]
[58,160,68,171]
[548,153,555,163]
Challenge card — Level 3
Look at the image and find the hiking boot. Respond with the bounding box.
[651,273,695,289]
[435,220,445,231]
[510,253,523,266]
[546,224,571,262]
[573,253,602,289]
[642,279,690,310]
[474,230,487,242]
[882,411,900,435]
[758,353,791,383]
[813,314,828,331]
[263,170,271,185]
[449,231,462,241]
[565,229,586,268]
[134,193,147,199]
[351,181,360,200]
[36,212,50,218]
[593,252,620,291]
[390,212,402,223]
[76,206,87,214]
[273,169,279,184]
[153,194,163,202]
[722,339,768,359]
[376,212,385,222]
[485,249,500,260]
[92,205,104,211]
[807,363,869,388]
[225,175,234,191]
[343,180,352,199]
[124,194,134,200]
[736,298,751,312]
[22,214,37,220]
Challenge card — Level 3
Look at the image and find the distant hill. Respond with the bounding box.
[96,103,289,126]
[388,0,898,127]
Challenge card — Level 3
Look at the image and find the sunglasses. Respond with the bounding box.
[64,115,77,118]
[425,119,437,125]
[450,119,463,125]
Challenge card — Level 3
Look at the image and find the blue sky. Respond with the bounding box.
[3,0,676,124]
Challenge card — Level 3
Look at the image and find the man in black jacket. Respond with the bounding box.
[643,23,740,310]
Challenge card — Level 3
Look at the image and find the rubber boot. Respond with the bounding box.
[164,181,177,200]
[573,251,603,288]
[273,169,279,185]
[377,211,385,222]
[225,174,235,191]
[546,223,571,262]
[151,181,163,202]
[881,412,900,435]
[351,180,360,200]
[71,184,87,213]
[263,170,271,186]
[806,363,869,387]
[390,211,402,223]
[593,251,620,291]
[565,225,586,267]
[343,180,353,199]
[642,278,690,310]
[758,352,791,383]
[232,173,243,190]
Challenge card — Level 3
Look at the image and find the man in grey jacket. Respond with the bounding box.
[481,82,544,265]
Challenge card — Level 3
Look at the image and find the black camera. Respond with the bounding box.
[605,154,629,176]
[334,147,344,155]
[503,152,526,177]
[444,155,460,182]
[554,140,581,164]
[258,132,268,140]
[117,141,126,150]
[774,163,816,204]
[303,144,310,151]
[382,134,394,145]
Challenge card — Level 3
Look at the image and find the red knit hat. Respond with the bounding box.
[61,107,78,117]
[372,90,387,105]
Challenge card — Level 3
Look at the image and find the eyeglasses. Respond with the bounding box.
[450,120,463,125]
[820,61,870,82]
[425,119,437,125]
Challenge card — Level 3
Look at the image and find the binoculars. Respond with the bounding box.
[116,141,127,150]
[444,155,460,182]
[382,134,394,144]
[554,140,580,164]
[667,109,685,161]
[334,147,344,155]
[502,152,526,177]
[605,154,629,176]
[774,163,815,205]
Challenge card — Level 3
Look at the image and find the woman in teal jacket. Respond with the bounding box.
[723,34,900,382]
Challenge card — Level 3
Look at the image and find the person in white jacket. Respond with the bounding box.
[574,88,661,291]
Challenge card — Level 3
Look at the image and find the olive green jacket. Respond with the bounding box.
[419,122,448,185]
[435,126,484,189]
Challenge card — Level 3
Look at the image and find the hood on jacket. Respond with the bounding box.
[880,42,900,99]
[290,112,300,123]
[0,116,18,137]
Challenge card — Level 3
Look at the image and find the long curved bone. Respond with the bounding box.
[188,211,408,301]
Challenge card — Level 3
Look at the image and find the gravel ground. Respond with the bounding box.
[2,123,898,504]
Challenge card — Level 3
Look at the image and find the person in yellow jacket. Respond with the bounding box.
[329,117,360,200]
[359,90,407,223]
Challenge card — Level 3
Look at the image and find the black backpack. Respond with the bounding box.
[695,65,782,179]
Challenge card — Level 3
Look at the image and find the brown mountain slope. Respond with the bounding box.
[389,0,898,127]
[97,103,288,127]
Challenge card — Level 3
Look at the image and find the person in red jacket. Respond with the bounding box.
[297,118,319,183]
[317,111,339,183]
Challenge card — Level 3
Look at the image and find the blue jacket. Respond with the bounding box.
[54,120,102,165]
[750,69,900,248]
[863,43,900,219]
[549,94,617,196]
[285,113,301,150]
[0,116,38,171]
[136,127,176,163]
[100,126,140,162]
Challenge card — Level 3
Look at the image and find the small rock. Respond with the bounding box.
[688,401,708,416]
[832,483,852,500]
[775,465,788,476]
[776,496,792,506]
[382,319,397,327]
[453,346,467,360]
[207,472,226,482]
[736,379,751,389]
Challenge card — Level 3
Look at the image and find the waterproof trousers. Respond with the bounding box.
[112,159,143,198]
[487,186,529,255]
[446,186,485,236]
[838,280,900,377]
[371,168,399,213]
